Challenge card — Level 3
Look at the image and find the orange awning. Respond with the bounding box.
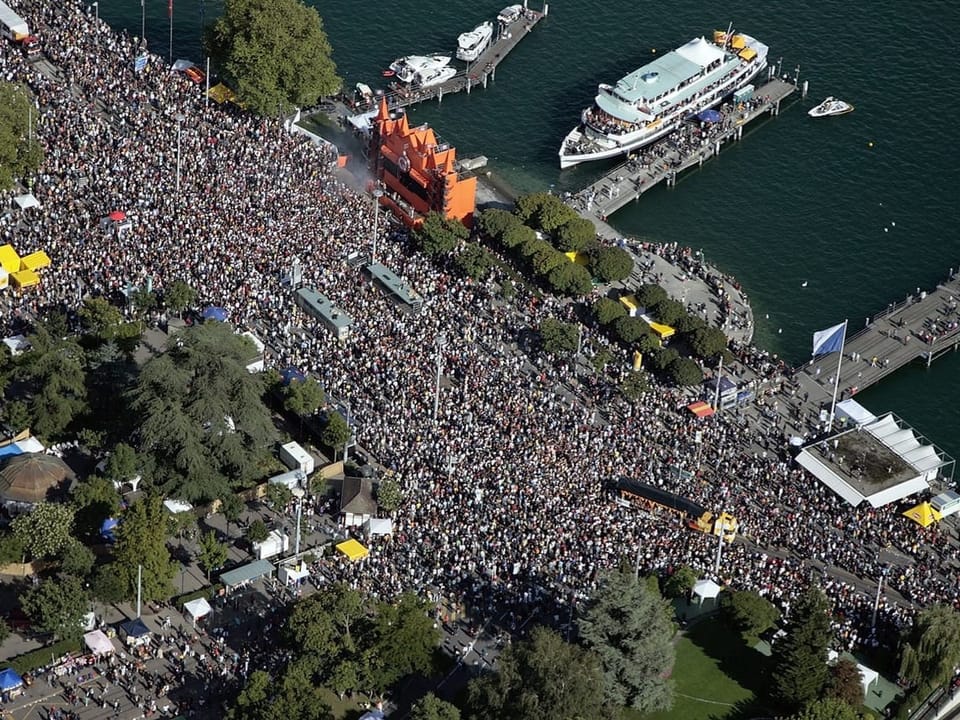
[687,401,715,418]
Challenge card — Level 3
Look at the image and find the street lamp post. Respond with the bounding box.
[140,0,145,45]
[871,565,890,631]
[433,334,447,422]
[371,187,384,263]
[292,487,305,559]
[175,113,185,195]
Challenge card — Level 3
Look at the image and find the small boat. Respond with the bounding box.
[389,55,454,86]
[808,96,854,118]
[456,21,494,62]
[382,68,395,77]
[497,4,524,24]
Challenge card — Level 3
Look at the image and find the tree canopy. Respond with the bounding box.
[539,318,580,355]
[786,698,858,720]
[722,589,780,644]
[415,211,470,256]
[131,323,277,502]
[114,495,177,602]
[578,568,675,713]
[12,502,76,560]
[899,603,960,689]
[22,574,89,642]
[205,0,341,116]
[769,586,832,712]
[412,693,460,720]
[589,246,634,283]
[0,81,44,189]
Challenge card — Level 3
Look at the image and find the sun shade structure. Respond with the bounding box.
[687,401,715,418]
[902,501,942,528]
[83,629,116,655]
[0,668,24,692]
[692,579,723,603]
[336,538,369,561]
[0,453,75,503]
[202,306,228,322]
[183,597,213,625]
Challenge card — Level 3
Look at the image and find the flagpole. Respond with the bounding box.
[826,319,848,432]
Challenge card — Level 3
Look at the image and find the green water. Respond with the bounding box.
[98,0,960,459]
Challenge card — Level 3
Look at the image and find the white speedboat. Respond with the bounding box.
[497,4,524,24]
[559,30,769,169]
[419,65,458,88]
[808,96,854,118]
[457,21,494,62]
[388,55,452,85]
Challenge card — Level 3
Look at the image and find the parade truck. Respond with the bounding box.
[0,1,29,42]
[615,477,738,541]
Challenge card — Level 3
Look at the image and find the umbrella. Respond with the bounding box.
[108,210,127,221]
[100,517,119,543]
[202,306,228,322]
[0,453,75,504]
[697,109,723,123]
[280,366,306,386]
[0,668,23,692]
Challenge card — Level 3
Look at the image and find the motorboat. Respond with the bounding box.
[388,55,453,86]
[558,30,769,168]
[456,21,494,62]
[808,96,854,118]
[497,4,524,24]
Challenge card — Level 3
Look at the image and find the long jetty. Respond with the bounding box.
[798,271,960,402]
[570,76,797,222]
[358,4,546,113]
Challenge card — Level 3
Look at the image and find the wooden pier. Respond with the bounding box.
[355,4,546,114]
[569,76,797,221]
[800,271,960,401]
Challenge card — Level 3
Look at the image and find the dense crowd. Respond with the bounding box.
[3,0,958,681]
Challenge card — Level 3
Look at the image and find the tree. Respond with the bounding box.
[827,657,866,708]
[59,540,96,579]
[265,482,293,511]
[206,0,341,116]
[283,377,325,418]
[467,625,605,720]
[689,326,729,360]
[539,318,579,355]
[129,288,158,319]
[228,670,272,719]
[104,442,139,483]
[365,593,440,692]
[131,323,278,502]
[78,297,123,343]
[648,346,679,372]
[23,331,88,439]
[501,223,536,250]
[12,502,76,560]
[674,313,707,334]
[662,565,698,599]
[246,519,270,544]
[613,315,649,344]
[478,208,520,241]
[667,356,703,386]
[579,568,675,713]
[0,531,25,565]
[650,297,686,326]
[547,262,593,296]
[536,195,578,234]
[197,530,229,580]
[376,476,403,514]
[220,493,245,536]
[722,589,780,643]
[555,218,597,252]
[114,495,177,601]
[320,410,351,456]
[286,583,364,673]
[532,246,566,276]
[769,586,832,712]
[634,284,667,308]
[455,243,496,281]
[90,562,127,604]
[0,618,9,645]
[620,370,649,402]
[2,399,31,435]
[513,192,549,224]
[162,280,197,318]
[415,212,469,256]
[589,246,634,283]
[898,604,960,688]
[0,82,44,188]
[594,297,626,326]
[412,693,460,720]
[786,698,858,720]
[21,574,89,642]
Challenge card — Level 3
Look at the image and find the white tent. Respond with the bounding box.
[83,629,116,656]
[2,334,30,356]
[835,399,877,428]
[163,498,194,514]
[692,579,722,605]
[14,437,44,453]
[183,597,213,625]
[364,518,393,537]
[13,193,40,210]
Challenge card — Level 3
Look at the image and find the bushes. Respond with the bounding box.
[10,638,82,674]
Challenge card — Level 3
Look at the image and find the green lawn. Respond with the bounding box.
[624,620,770,720]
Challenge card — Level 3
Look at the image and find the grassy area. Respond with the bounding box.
[623,620,770,720]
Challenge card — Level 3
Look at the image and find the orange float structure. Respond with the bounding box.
[369,98,476,228]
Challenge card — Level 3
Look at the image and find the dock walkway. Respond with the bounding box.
[569,76,797,221]
[357,5,546,114]
[800,271,960,402]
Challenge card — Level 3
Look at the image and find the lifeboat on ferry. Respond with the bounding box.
[382,68,395,77]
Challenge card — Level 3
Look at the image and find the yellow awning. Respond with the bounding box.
[207,82,237,104]
[336,538,369,561]
[738,47,757,61]
[20,250,51,271]
[903,502,941,528]
[731,35,747,49]
[11,269,40,288]
[619,295,639,316]
[0,244,21,273]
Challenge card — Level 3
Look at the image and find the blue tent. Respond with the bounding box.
[100,517,119,543]
[280,367,306,386]
[0,444,24,459]
[0,667,23,691]
[120,617,151,640]
[202,306,228,322]
[697,109,723,123]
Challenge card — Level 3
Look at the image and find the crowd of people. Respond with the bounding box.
[3,0,959,697]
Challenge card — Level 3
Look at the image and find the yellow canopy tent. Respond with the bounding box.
[20,250,51,271]
[207,82,237,104]
[11,269,40,288]
[0,244,21,273]
[903,502,941,528]
[619,295,639,317]
[647,321,676,340]
[730,34,747,49]
[563,251,589,266]
[336,538,369,561]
